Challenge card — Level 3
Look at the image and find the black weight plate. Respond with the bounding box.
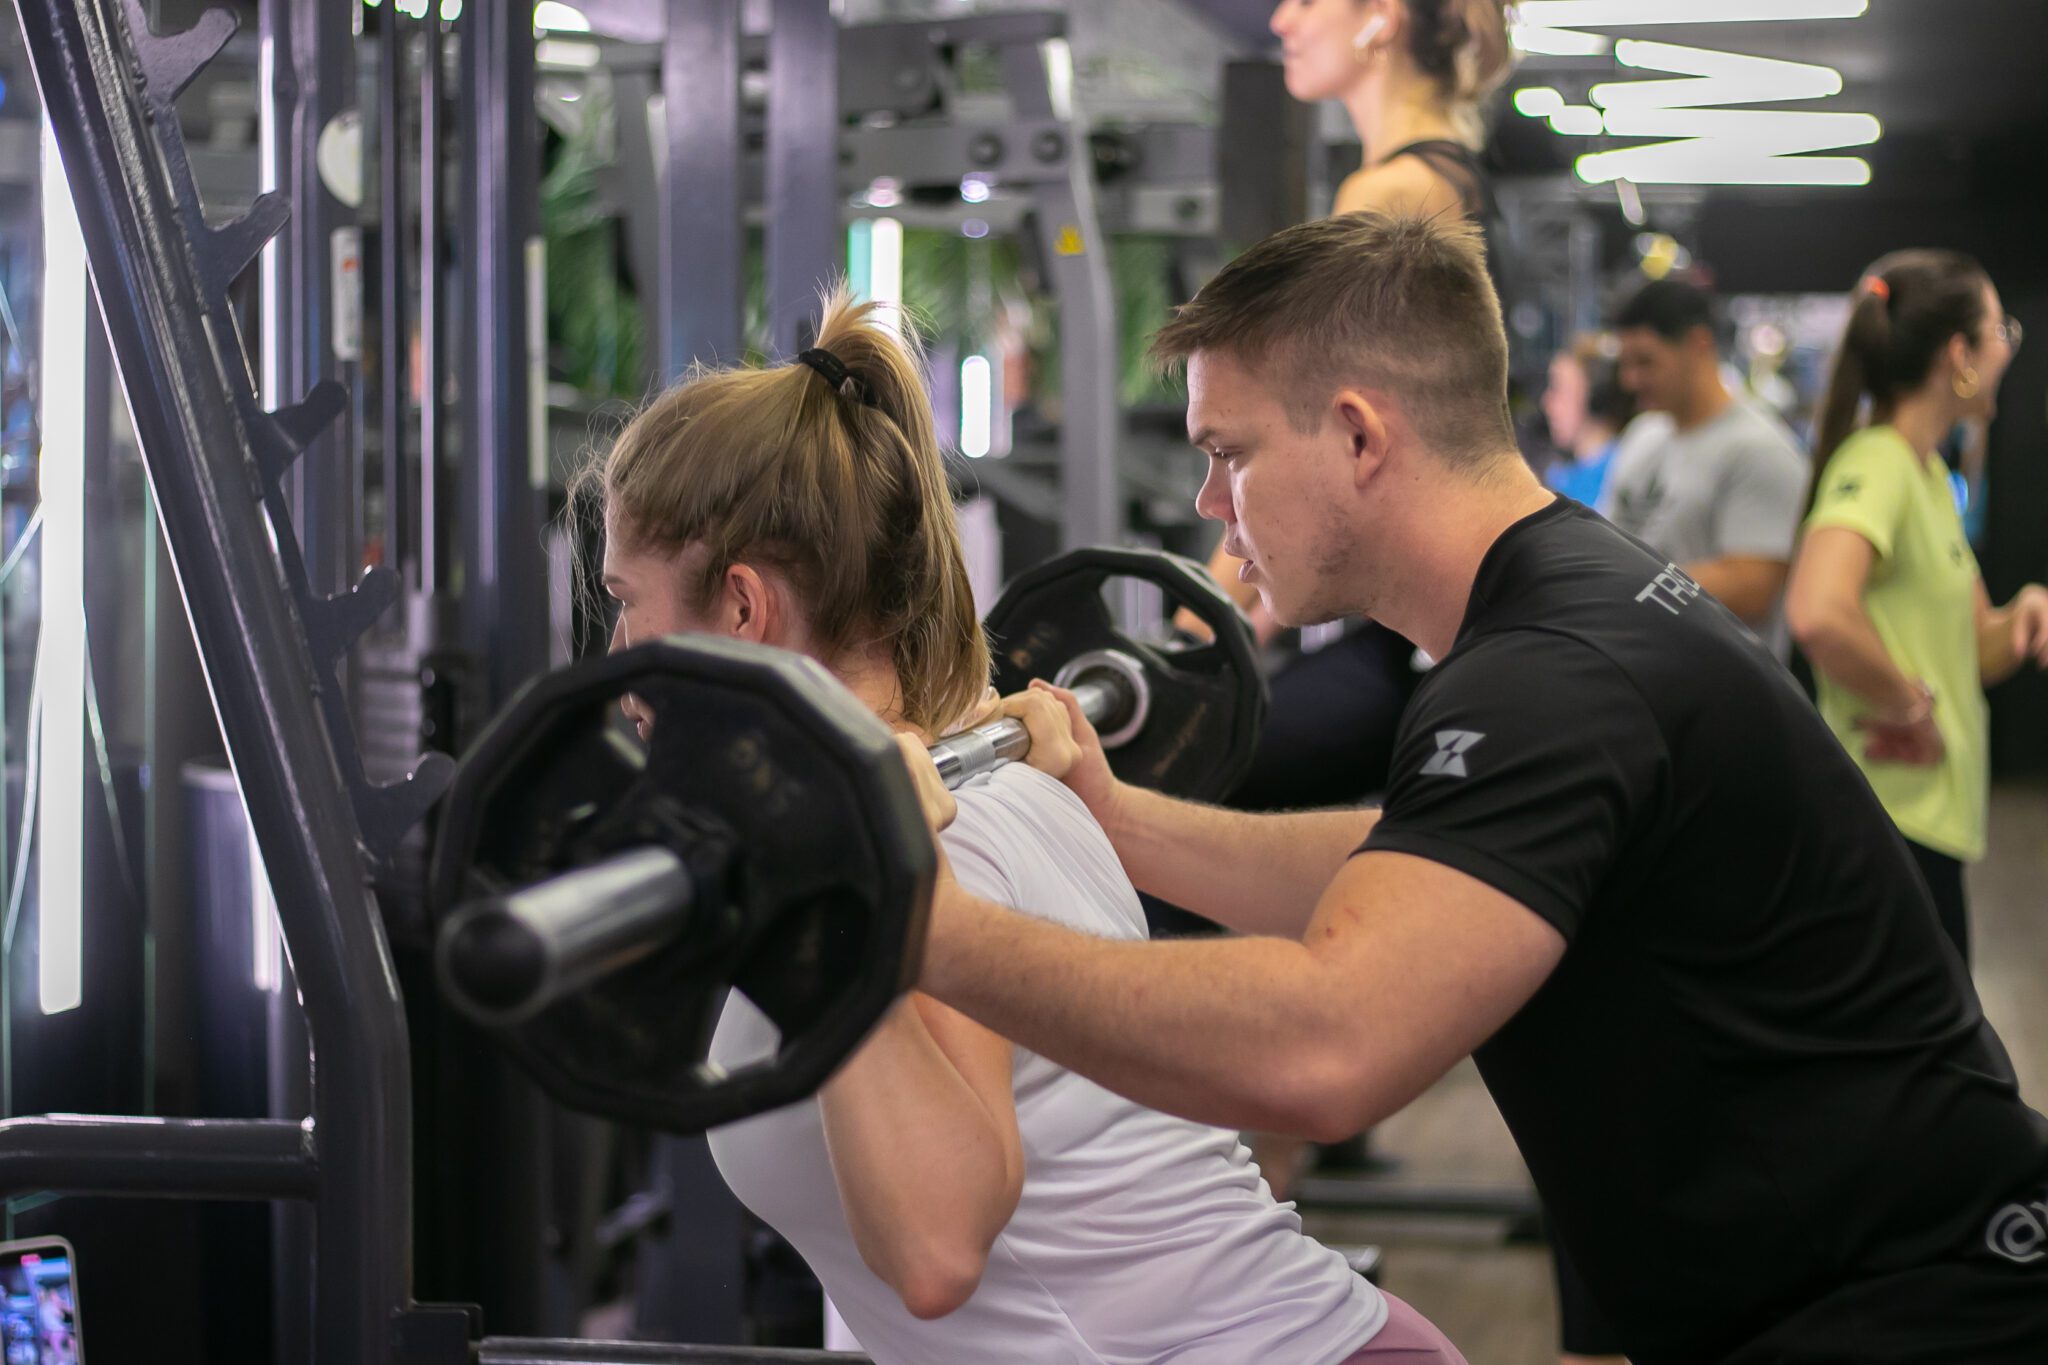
[427,636,933,1134]
[985,547,1267,803]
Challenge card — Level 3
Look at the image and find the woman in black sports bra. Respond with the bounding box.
[1203,0,1512,622]
[1273,0,1508,231]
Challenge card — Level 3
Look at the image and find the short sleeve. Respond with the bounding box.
[940,797,1022,910]
[1711,425,1807,560]
[1359,632,1667,940]
[1805,432,1910,562]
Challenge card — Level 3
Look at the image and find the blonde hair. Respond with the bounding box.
[1405,0,1515,145]
[578,291,990,733]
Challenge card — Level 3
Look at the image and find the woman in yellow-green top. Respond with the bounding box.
[1786,249,2043,965]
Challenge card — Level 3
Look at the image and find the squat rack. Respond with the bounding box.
[1,1,867,1361]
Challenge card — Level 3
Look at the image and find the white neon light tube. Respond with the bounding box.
[248,833,282,993]
[1513,87,1566,118]
[869,217,903,337]
[533,2,591,32]
[1509,25,1611,57]
[960,355,992,459]
[1549,106,1604,136]
[37,121,86,1017]
[1577,145,1871,186]
[1597,108,1881,145]
[1514,1,1867,26]
[1596,41,1844,110]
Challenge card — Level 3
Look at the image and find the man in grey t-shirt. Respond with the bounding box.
[1604,280,1808,654]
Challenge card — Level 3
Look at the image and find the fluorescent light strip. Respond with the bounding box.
[869,217,903,338]
[1598,108,1881,145]
[1510,25,1612,57]
[1514,1,1865,58]
[1577,147,1871,186]
[534,2,592,32]
[38,120,86,1017]
[1515,1,1867,26]
[536,38,602,69]
[1042,38,1074,122]
[1549,106,1604,136]
[258,31,282,406]
[846,219,873,302]
[1598,41,1843,109]
[960,356,992,459]
[247,828,282,993]
[1512,86,1566,118]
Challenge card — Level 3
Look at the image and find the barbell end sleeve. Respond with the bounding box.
[436,846,697,1027]
[440,905,551,1021]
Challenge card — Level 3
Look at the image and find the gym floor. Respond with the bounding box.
[1300,784,2048,1364]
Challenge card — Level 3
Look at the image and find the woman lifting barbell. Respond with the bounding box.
[580,290,1466,1363]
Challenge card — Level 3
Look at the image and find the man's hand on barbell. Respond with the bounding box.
[994,682,1122,823]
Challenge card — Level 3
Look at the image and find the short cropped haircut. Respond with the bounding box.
[1150,212,1515,468]
[1616,278,1715,344]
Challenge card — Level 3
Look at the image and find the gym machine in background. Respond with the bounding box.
[2,9,1275,1365]
[0,0,1408,1358]
[2,0,876,1360]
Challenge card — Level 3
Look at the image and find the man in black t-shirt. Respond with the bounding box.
[903,213,2048,1364]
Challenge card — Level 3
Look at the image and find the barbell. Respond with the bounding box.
[427,546,1265,1133]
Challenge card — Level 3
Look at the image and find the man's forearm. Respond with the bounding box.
[922,885,1347,1136]
[1105,784,1378,937]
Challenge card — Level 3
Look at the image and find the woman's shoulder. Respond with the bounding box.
[947,765,1145,938]
[1829,423,1919,475]
[950,763,1108,857]
[1333,153,1463,218]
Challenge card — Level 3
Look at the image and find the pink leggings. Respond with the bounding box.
[1337,1290,1469,1363]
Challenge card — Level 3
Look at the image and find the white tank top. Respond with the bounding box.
[707,763,1385,1364]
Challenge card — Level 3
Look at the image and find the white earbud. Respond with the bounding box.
[1352,13,1389,52]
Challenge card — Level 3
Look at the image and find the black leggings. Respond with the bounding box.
[1904,838,1970,966]
[1228,624,1418,811]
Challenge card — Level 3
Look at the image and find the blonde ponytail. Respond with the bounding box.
[585,289,991,733]
[1450,0,1514,104]
[1408,0,1515,144]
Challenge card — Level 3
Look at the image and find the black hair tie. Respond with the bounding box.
[796,348,879,407]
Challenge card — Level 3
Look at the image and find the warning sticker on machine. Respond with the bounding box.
[1054,224,1086,256]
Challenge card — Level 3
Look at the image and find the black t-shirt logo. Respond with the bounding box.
[1421,730,1485,778]
[1834,477,1863,500]
[1985,1191,2048,1265]
[1636,563,1704,616]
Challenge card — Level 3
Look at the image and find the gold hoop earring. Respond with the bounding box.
[1953,367,1981,400]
